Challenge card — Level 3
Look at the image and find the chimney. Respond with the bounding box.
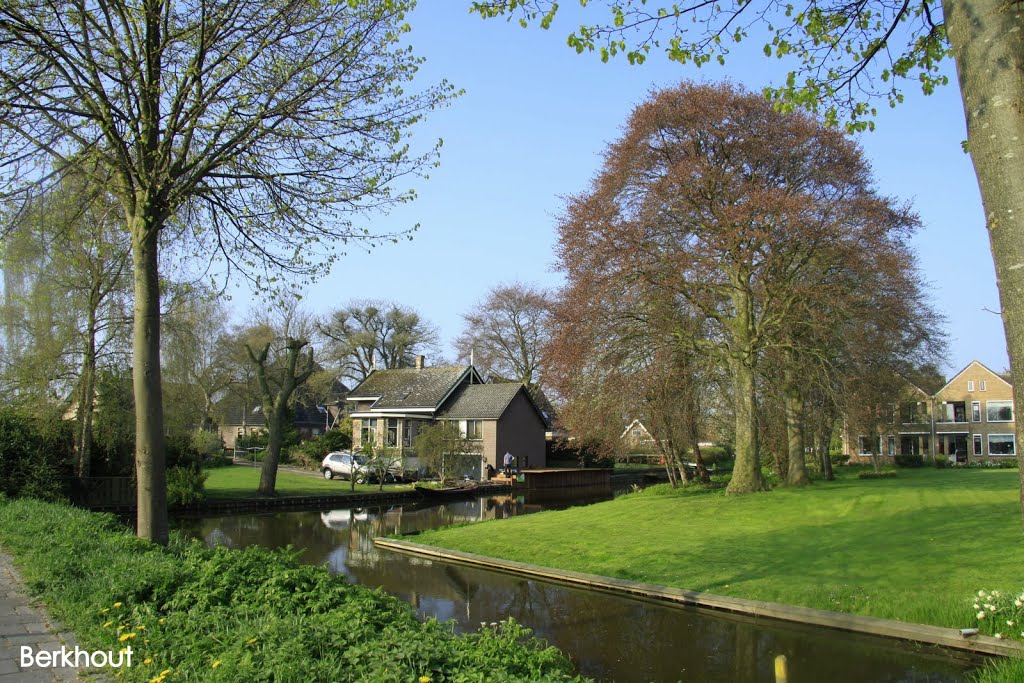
[415,355,425,370]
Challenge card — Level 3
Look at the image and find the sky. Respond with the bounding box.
[228,3,1008,377]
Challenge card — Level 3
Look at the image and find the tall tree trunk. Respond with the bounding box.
[74,307,97,479]
[727,354,765,493]
[259,407,284,496]
[131,219,167,545]
[784,366,810,486]
[692,440,711,484]
[944,0,1024,525]
[726,281,765,493]
[818,420,835,481]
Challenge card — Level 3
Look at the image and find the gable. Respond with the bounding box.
[347,366,482,411]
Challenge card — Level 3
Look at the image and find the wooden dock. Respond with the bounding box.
[491,468,611,490]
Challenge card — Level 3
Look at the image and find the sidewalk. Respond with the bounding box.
[0,549,81,682]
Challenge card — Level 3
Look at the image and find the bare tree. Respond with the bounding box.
[0,0,453,542]
[320,300,440,383]
[454,283,552,389]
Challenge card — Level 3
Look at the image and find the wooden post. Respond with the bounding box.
[774,654,788,683]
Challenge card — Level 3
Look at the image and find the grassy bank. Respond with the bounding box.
[0,497,584,682]
[203,465,414,499]
[416,468,1024,631]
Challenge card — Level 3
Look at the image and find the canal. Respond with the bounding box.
[174,488,984,682]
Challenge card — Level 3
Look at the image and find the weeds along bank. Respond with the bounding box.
[0,497,585,683]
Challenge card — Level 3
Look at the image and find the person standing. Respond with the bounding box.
[503,451,514,477]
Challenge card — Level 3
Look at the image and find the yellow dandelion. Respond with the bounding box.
[419,677,432,683]
[160,669,172,676]
[102,621,113,628]
[101,608,110,614]
[158,618,167,624]
[212,660,222,669]
[113,602,123,608]
[118,632,137,642]
[137,625,146,630]
[246,637,257,646]
[144,658,153,665]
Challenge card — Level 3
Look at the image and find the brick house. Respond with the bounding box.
[846,360,1015,463]
[346,356,548,477]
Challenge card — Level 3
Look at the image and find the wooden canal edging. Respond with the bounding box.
[517,468,611,490]
[372,537,1024,659]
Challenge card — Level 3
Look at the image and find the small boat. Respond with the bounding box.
[414,483,481,498]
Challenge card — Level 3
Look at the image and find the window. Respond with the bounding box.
[360,418,377,447]
[986,400,1014,422]
[938,402,966,423]
[967,380,975,392]
[887,435,896,456]
[858,436,880,455]
[980,380,988,391]
[403,420,413,447]
[900,401,929,424]
[972,401,982,422]
[386,418,398,447]
[988,434,1015,456]
[974,434,983,456]
[466,420,483,440]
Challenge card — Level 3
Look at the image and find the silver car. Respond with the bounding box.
[320,451,367,482]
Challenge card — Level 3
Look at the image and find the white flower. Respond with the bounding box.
[994,591,1002,597]
[975,604,981,610]
[979,590,988,598]
[996,633,1004,639]
[1008,620,1015,627]
[1015,599,1022,608]
[978,612,987,619]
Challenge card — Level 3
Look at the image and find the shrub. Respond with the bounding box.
[0,499,585,683]
[190,428,224,459]
[829,452,851,466]
[858,471,898,479]
[894,454,924,468]
[166,466,208,506]
[698,446,734,466]
[934,456,949,469]
[0,407,72,500]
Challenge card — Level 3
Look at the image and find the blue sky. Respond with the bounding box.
[231,4,1007,377]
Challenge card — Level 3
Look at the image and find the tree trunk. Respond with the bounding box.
[259,405,283,496]
[75,304,97,478]
[818,420,835,481]
[727,354,765,493]
[944,0,1024,525]
[131,218,167,545]
[692,440,711,484]
[784,368,810,486]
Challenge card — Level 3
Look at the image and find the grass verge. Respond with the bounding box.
[0,497,584,682]
[416,468,1023,631]
[202,465,413,499]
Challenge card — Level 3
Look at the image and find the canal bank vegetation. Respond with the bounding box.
[202,466,414,500]
[0,496,585,682]
[415,468,1023,635]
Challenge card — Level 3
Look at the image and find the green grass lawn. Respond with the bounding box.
[416,467,1024,631]
[203,465,413,499]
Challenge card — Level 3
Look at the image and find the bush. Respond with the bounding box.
[698,446,734,466]
[830,453,851,466]
[894,454,924,468]
[0,407,72,500]
[934,456,949,469]
[858,471,898,479]
[166,466,208,506]
[190,428,224,459]
[0,499,585,683]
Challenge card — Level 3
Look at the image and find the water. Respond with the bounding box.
[174,489,983,682]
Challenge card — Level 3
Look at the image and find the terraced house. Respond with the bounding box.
[346,356,548,477]
[847,360,1015,464]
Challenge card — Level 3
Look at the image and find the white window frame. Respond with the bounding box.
[887,435,896,456]
[968,380,975,392]
[858,435,880,455]
[972,401,982,422]
[986,400,1014,423]
[988,433,1015,456]
[973,434,983,456]
[980,380,988,391]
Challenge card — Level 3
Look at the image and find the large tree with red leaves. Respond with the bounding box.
[552,81,924,493]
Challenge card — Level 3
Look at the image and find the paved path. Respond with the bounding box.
[0,549,81,682]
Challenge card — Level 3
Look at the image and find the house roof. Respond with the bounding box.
[218,402,328,428]
[347,366,478,410]
[437,383,525,419]
[935,359,1012,396]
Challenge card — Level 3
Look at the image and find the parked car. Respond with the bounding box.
[321,451,368,481]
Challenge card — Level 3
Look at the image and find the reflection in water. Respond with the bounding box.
[175,490,980,683]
